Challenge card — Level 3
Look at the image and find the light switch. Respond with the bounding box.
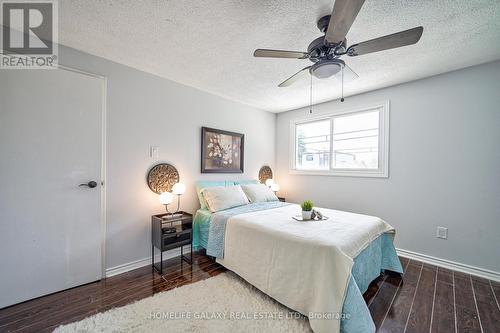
[150,146,159,160]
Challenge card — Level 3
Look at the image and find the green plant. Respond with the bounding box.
[301,200,313,211]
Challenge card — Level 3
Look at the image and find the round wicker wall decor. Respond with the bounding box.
[147,163,179,194]
[258,165,273,184]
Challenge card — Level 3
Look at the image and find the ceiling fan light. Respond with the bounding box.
[310,61,343,79]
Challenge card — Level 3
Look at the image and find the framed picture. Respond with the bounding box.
[201,127,244,173]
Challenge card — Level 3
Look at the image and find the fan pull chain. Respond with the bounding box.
[309,72,313,114]
[341,65,345,102]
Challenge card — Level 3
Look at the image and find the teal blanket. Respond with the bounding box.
[193,205,403,333]
[342,233,403,333]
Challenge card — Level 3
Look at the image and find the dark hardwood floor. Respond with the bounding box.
[0,253,499,332]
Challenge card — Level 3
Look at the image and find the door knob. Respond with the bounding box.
[79,181,98,188]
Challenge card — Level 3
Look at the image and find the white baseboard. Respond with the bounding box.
[105,247,191,278]
[397,248,500,282]
[106,247,500,283]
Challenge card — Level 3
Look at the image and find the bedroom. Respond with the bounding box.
[0,0,499,332]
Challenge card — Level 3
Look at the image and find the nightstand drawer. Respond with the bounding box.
[152,211,193,273]
[162,230,191,248]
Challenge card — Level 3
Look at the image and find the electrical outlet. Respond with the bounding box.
[150,146,159,160]
[436,227,448,239]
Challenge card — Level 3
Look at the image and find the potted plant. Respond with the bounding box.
[301,200,313,220]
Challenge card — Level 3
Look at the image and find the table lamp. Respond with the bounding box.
[271,183,280,194]
[265,179,274,187]
[172,182,186,214]
[159,192,174,214]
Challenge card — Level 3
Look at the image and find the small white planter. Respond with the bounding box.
[302,210,312,220]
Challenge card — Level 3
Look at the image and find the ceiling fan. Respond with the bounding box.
[254,0,423,88]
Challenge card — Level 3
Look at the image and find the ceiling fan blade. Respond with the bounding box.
[325,0,366,45]
[254,49,309,59]
[347,26,423,56]
[278,67,311,87]
[330,63,359,83]
[343,63,359,80]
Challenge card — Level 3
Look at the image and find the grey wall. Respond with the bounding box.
[58,45,276,270]
[275,61,500,273]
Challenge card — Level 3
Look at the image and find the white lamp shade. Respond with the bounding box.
[172,182,186,195]
[271,183,280,192]
[265,179,274,187]
[159,192,174,205]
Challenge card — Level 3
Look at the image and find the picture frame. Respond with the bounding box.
[201,127,244,173]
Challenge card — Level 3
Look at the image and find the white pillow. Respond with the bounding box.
[201,185,249,213]
[241,184,278,203]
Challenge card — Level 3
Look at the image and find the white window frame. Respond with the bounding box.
[289,101,390,178]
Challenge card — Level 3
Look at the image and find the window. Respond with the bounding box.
[332,110,379,169]
[290,102,389,177]
[295,120,330,170]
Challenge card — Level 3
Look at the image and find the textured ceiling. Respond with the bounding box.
[59,1,500,112]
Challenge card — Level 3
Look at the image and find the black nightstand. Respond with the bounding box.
[151,211,193,274]
[278,197,286,202]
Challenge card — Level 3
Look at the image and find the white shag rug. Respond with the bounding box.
[54,272,312,332]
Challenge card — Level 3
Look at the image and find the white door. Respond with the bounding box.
[0,67,104,308]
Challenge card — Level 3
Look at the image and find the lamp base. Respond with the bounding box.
[164,204,174,216]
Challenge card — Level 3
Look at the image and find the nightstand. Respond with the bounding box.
[278,197,286,202]
[151,211,193,274]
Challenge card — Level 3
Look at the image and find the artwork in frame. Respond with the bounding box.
[201,127,244,173]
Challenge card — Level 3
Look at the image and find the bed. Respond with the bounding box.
[193,181,403,333]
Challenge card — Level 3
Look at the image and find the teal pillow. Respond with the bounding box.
[233,179,259,185]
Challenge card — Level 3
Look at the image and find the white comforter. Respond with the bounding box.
[217,204,394,333]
